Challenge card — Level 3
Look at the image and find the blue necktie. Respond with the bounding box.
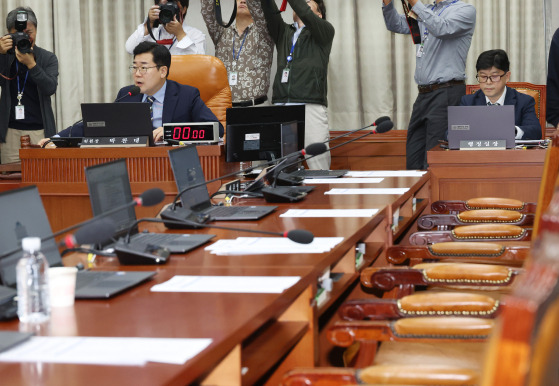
[146,96,155,122]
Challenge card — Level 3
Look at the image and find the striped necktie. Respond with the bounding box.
[487,101,500,106]
[146,96,155,122]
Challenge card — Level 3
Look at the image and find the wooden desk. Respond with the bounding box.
[19,146,223,232]
[0,173,430,385]
[427,146,546,203]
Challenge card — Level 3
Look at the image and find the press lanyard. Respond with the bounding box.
[421,0,459,43]
[157,29,176,49]
[232,28,249,69]
[15,61,29,106]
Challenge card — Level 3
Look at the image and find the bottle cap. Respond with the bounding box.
[22,237,41,252]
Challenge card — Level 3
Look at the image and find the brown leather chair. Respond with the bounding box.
[466,82,547,140]
[167,55,232,130]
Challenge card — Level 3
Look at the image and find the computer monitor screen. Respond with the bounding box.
[225,105,305,162]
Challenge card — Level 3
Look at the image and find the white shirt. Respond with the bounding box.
[485,87,524,139]
[125,22,206,55]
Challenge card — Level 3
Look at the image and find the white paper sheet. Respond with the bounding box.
[301,178,384,184]
[204,237,344,255]
[280,209,379,218]
[151,275,301,294]
[0,337,212,366]
[325,188,410,195]
[346,170,427,177]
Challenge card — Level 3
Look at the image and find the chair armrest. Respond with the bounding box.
[386,242,529,266]
[359,365,479,385]
[282,368,358,386]
[338,292,499,321]
[417,210,534,230]
[409,224,531,245]
[432,198,535,214]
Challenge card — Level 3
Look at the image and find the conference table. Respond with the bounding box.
[1,152,430,385]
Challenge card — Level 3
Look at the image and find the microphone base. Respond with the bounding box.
[261,186,308,203]
[160,205,211,229]
[114,240,171,265]
[274,175,303,186]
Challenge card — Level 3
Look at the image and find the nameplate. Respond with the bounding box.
[459,139,506,150]
[80,136,149,147]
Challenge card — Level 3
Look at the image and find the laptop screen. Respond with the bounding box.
[85,159,138,238]
[168,145,213,212]
[0,186,63,287]
[81,102,154,146]
[447,105,516,149]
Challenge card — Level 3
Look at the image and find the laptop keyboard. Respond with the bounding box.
[207,206,258,217]
[133,233,190,245]
[289,169,347,178]
[76,271,116,289]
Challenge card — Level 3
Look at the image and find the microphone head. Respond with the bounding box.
[374,120,394,134]
[286,229,314,244]
[139,188,165,207]
[304,142,328,156]
[129,85,141,96]
[71,218,117,246]
[373,116,391,126]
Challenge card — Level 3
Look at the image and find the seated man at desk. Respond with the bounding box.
[460,49,541,140]
[39,41,221,147]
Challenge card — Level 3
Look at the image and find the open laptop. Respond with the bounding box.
[0,186,156,301]
[85,159,215,252]
[447,105,516,149]
[81,102,155,146]
[168,145,277,221]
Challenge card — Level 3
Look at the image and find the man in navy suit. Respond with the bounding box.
[460,49,541,140]
[39,41,221,147]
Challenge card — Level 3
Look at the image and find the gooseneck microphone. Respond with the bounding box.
[324,116,391,145]
[113,216,314,265]
[60,218,117,249]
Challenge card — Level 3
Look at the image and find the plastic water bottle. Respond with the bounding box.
[16,237,50,323]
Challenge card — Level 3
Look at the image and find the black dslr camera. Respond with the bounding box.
[158,1,180,25]
[8,10,32,54]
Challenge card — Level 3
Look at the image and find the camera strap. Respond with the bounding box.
[214,0,237,28]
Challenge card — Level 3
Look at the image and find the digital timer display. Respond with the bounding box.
[163,122,219,144]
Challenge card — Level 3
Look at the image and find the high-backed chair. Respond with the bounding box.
[167,55,232,130]
[466,82,547,139]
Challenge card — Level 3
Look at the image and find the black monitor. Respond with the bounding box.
[225,105,305,162]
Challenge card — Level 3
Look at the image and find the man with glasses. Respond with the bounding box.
[461,49,541,140]
[382,0,476,169]
[39,42,221,147]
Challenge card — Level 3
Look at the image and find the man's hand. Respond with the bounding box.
[147,5,160,26]
[0,35,13,55]
[164,16,186,41]
[38,138,56,148]
[15,48,36,69]
[153,127,164,142]
[382,0,392,5]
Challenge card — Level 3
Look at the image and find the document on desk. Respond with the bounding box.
[0,336,212,366]
[302,178,383,184]
[205,237,344,255]
[151,275,301,294]
[325,188,410,195]
[346,170,427,177]
[280,209,379,218]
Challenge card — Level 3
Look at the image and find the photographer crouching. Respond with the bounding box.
[0,7,58,164]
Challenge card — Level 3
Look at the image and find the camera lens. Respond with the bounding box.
[16,39,32,54]
[159,9,173,24]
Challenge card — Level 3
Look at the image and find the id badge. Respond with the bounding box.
[229,71,238,86]
[416,44,424,58]
[15,105,25,120]
[281,68,290,83]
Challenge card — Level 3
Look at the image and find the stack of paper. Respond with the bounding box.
[280,209,379,218]
[205,237,344,255]
[325,188,410,195]
[151,275,301,294]
[346,170,427,177]
[0,336,212,366]
[301,177,383,184]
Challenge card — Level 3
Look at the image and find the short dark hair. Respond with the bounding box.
[153,0,189,15]
[133,42,172,77]
[314,0,326,20]
[476,49,510,73]
[6,6,37,31]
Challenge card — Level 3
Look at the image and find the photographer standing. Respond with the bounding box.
[126,0,206,55]
[0,7,58,164]
[201,0,273,107]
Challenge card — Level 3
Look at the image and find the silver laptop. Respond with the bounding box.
[0,186,155,299]
[168,145,277,221]
[447,105,516,149]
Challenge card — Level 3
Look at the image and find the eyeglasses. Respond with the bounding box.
[476,73,507,83]
[129,65,159,74]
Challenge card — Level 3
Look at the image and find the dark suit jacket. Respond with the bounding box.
[58,79,223,137]
[460,87,541,140]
